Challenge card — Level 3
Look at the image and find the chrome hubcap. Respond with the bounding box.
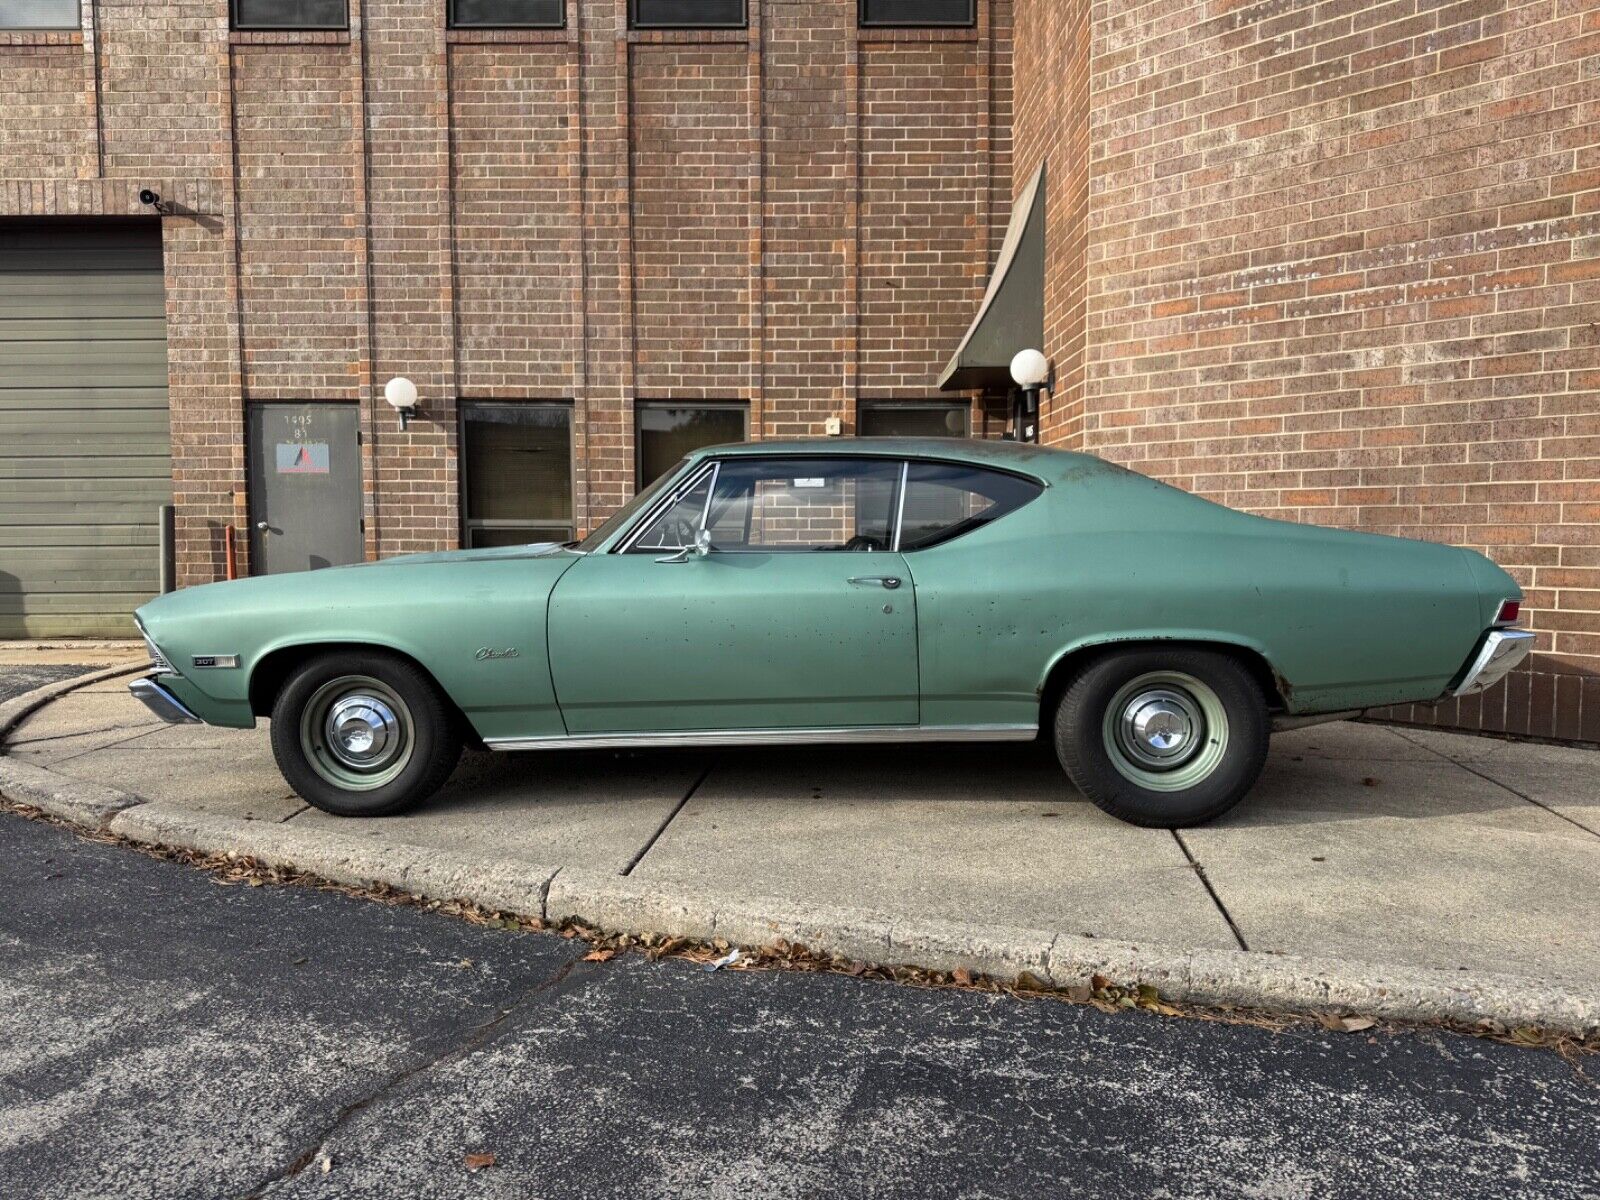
[326,695,400,770]
[1117,688,1203,770]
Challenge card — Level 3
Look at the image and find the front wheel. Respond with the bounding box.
[1054,648,1268,828]
[270,651,462,817]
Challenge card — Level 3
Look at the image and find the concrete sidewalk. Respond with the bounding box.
[3,663,1598,1032]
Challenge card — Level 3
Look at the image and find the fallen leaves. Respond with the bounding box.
[1316,1014,1377,1033]
[464,1152,496,1173]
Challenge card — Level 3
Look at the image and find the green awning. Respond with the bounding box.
[938,162,1045,392]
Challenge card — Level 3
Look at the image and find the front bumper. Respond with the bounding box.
[1451,629,1534,697]
[129,676,201,725]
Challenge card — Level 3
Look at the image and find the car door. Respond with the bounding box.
[547,456,918,733]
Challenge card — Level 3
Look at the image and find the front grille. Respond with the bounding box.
[141,632,175,676]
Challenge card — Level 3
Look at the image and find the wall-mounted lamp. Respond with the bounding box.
[1009,348,1051,444]
[384,376,419,430]
[138,188,166,214]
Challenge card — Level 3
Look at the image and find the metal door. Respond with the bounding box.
[247,404,362,573]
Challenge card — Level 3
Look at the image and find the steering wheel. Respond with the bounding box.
[841,534,886,552]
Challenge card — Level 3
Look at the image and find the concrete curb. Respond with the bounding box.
[0,662,146,744]
[3,674,1595,1037]
[99,806,1600,1037]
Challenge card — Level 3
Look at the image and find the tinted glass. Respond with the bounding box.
[631,0,745,28]
[637,404,745,487]
[859,402,969,438]
[450,0,563,27]
[233,0,348,28]
[898,462,1042,551]
[1,0,79,28]
[859,0,974,26]
[706,458,902,552]
[462,404,572,545]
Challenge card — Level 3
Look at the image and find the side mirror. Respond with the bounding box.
[656,528,713,564]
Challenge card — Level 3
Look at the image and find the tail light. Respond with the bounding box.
[1495,599,1521,625]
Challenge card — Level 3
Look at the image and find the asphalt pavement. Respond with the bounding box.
[0,663,91,705]
[1,809,1595,1200]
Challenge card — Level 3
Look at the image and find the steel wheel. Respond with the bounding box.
[298,674,415,792]
[1099,670,1228,791]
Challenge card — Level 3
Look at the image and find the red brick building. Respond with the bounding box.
[1,0,1594,740]
[1011,0,1599,742]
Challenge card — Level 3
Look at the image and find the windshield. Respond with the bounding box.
[575,457,690,552]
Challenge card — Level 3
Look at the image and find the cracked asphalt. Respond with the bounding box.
[0,664,91,705]
[2,811,1597,1199]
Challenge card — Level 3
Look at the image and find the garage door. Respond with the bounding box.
[0,218,172,638]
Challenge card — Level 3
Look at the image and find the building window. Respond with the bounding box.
[629,0,746,30]
[460,403,574,548]
[231,0,348,31]
[448,0,563,28]
[1,0,79,28]
[858,400,971,438]
[636,402,747,488]
[859,0,975,27]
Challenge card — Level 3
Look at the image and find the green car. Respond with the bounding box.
[130,439,1531,827]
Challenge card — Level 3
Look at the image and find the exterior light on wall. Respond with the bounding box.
[384,376,419,430]
[1008,349,1050,444]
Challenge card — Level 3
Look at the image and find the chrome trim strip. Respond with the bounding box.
[484,723,1037,752]
[1452,629,1534,697]
[892,459,909,552]
[128,676,201,725]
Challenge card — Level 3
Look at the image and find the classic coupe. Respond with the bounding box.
[130,439,1531,827]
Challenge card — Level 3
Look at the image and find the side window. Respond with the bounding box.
[898,463,1042,551]
[700,458,901,552]
[232,0,348,30]
[628,471,714,553]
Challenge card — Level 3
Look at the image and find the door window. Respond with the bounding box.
[897,462,1042,551]
[704,458,902,552]
[627,469,715,553]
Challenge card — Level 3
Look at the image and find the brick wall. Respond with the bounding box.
[1015,0,1600,742]
[1,0,1013,578]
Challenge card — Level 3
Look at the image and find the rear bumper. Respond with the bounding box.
[128,675,201,725]
[1451,629,1534,697]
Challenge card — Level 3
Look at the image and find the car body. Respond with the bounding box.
[130,439,1531,826]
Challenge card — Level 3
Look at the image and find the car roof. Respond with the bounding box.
[685,437,1115,485]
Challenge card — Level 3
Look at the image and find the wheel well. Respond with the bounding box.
[248,643,481,747]
[1037,639,1288,730]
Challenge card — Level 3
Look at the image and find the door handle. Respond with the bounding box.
[847,575,901,590]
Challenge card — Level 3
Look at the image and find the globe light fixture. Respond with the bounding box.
[1009,348,1049,389]
[384,376,419,430]
[1007,349,1049,444]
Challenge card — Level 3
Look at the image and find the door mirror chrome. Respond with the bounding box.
[655,528,713,564]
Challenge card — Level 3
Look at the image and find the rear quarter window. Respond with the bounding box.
[898,462,1043,551]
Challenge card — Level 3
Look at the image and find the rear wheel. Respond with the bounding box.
[1054,648,1268,828]
[269,651,462,817]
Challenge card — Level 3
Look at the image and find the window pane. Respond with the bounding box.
[860,0,974,25]
[709,458,901,552]
[1,0,78,28]
[859,403,969,438]
[637,404,745,487]
[462,405,572,536]
[470,525,572,549]
[629,473,713,553]
[450,0,563,27]
[631,0,745,28]
[898,463,1042,551]
[232,0,348,29]
[578,458,686,552]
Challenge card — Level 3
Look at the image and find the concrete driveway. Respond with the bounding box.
[7,671,1599,1005]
